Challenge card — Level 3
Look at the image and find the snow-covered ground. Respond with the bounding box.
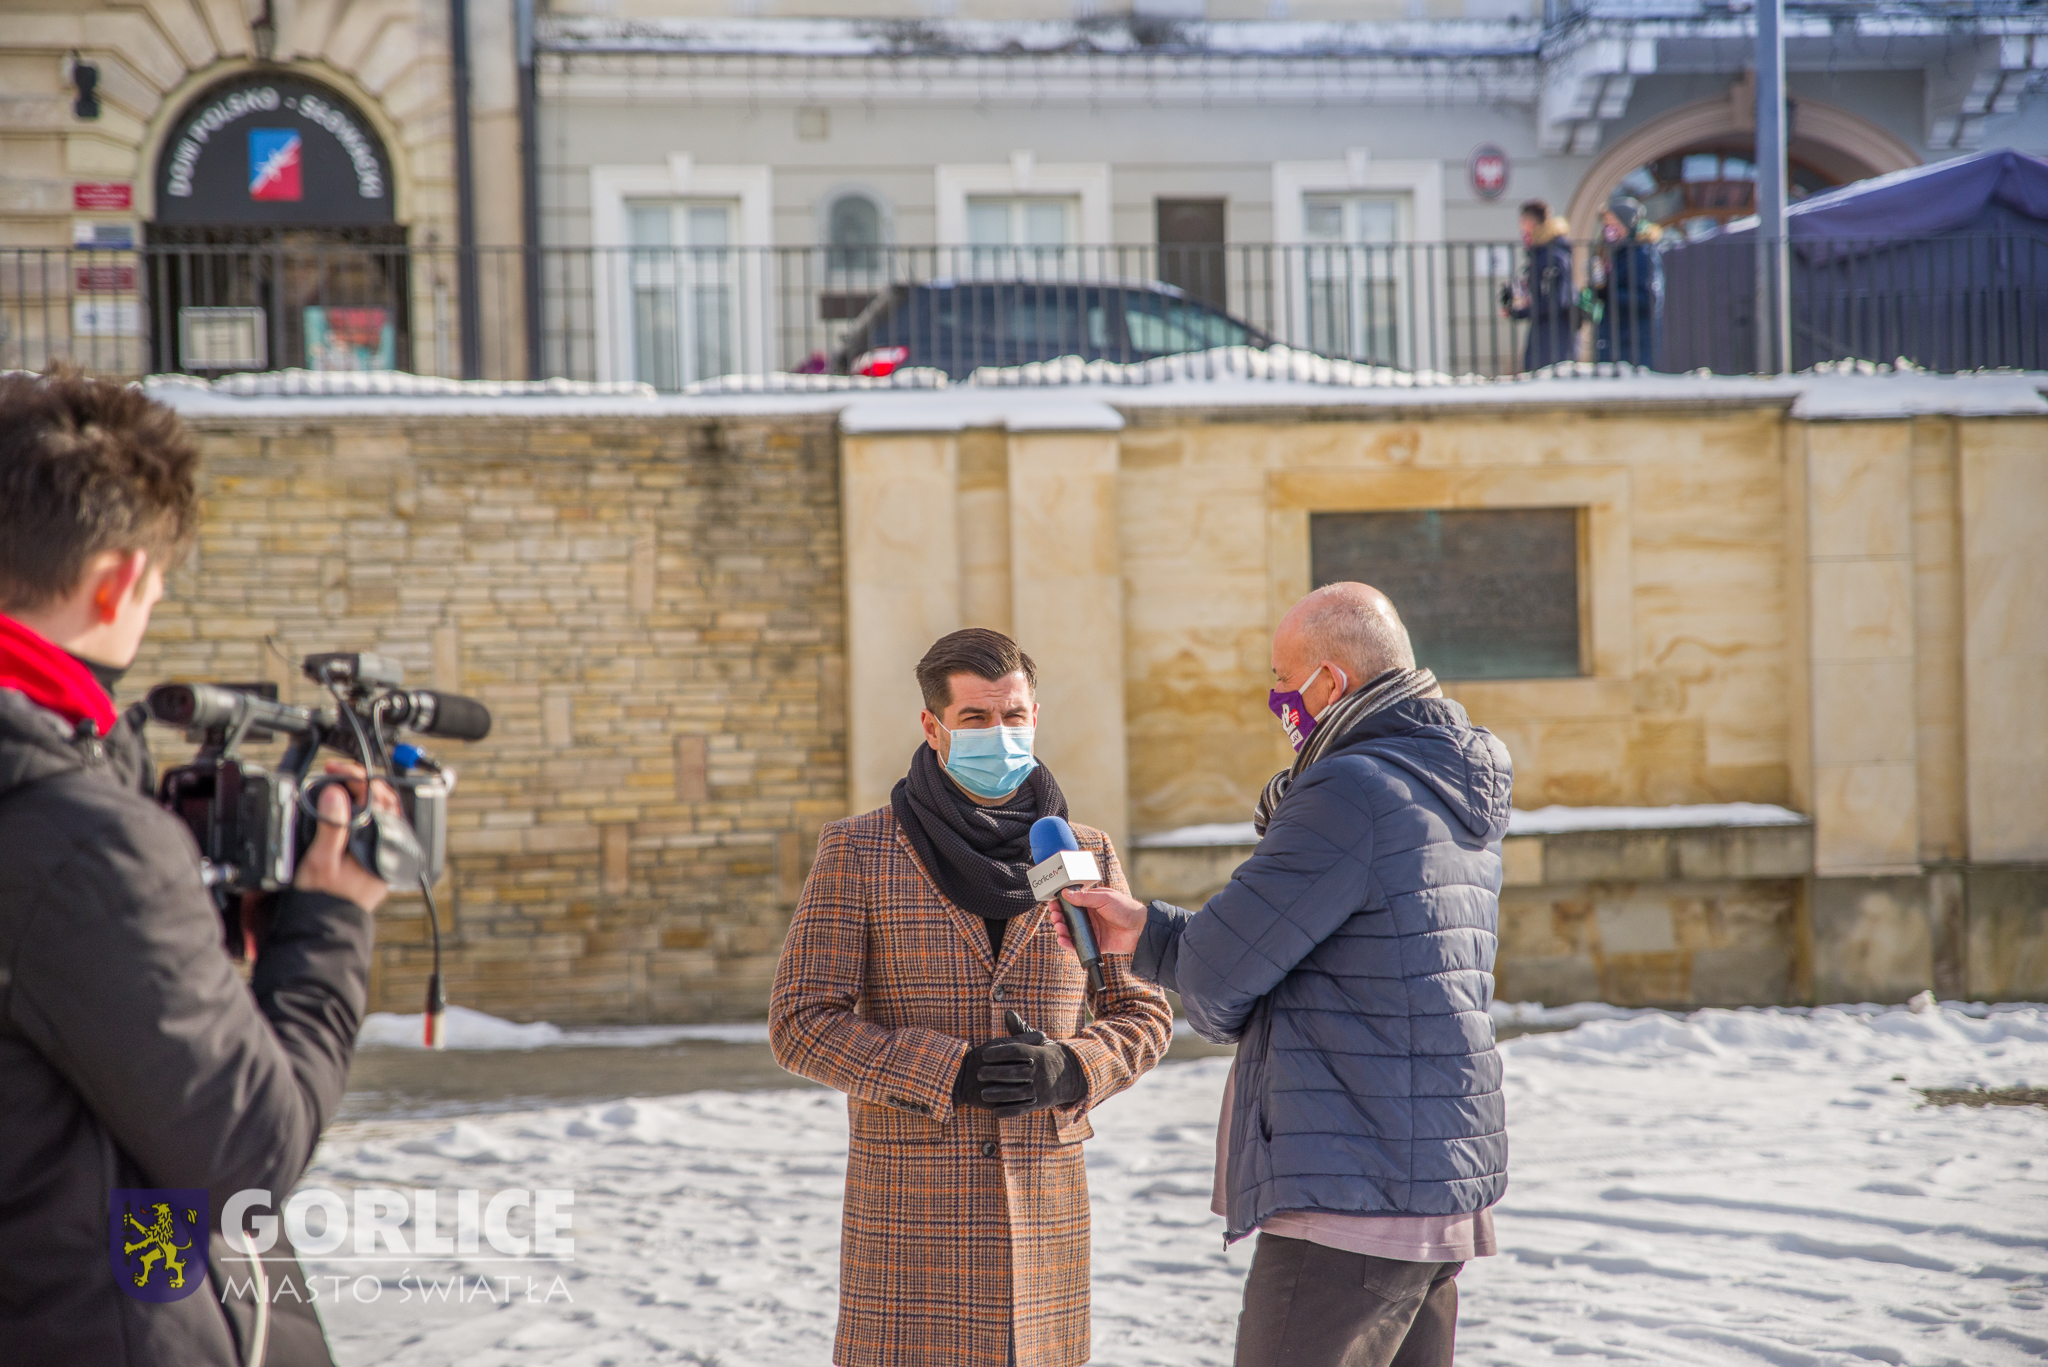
[310,1003,2048,1366]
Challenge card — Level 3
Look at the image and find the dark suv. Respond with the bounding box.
[829,280,1271,379]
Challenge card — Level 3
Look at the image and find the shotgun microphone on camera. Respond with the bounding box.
[1028,816,1106,994]
[375,690,493,742]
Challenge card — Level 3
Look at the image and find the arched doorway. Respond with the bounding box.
[1613,146,1843,241]
[1566,96,1920,241]
[147,72,406,374]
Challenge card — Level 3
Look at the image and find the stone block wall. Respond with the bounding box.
[129,412,846,1024]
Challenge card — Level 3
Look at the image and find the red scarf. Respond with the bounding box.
[0,613,118,735]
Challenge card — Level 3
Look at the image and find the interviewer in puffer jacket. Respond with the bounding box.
[1062,583,1513,1367]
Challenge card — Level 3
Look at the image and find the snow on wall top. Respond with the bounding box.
[142,365,2048,424]
[537,16,1544,60]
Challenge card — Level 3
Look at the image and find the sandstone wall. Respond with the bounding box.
[130,412,845,1023]
[1116,406,1794,834]
[125,387,2048,1021]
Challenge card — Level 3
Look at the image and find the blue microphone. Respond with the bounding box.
[1028,816,1106,994]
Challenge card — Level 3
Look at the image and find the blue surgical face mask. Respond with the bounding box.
[942,722,1038,800]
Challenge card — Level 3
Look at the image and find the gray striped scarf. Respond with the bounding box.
[1253,667,1441,835]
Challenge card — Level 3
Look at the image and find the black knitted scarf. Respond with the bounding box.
[890,742,1069,921]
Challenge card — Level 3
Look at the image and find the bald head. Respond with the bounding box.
[1274,582,1416,687]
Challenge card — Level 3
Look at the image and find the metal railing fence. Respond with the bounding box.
[7,236,2044,387]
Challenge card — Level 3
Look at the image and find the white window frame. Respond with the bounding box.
[591,156,773,383]
[1273,156,1448,372]
[935,157,1111,248]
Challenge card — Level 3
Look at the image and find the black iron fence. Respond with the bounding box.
[7,237,2044,387]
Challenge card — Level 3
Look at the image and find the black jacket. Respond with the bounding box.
[1511,225,1578,373]
[0,686,372,1366]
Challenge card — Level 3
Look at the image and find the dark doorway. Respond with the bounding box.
[144,225,412,375]
[1156,198,1227,310]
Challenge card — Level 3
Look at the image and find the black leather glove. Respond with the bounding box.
[953,1010,1087,1118]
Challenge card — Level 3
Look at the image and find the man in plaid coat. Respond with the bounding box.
[770,628,1173,1367]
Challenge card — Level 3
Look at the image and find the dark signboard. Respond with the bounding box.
[154,74,393,225]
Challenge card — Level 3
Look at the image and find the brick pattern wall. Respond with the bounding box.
[129,414,846,1024]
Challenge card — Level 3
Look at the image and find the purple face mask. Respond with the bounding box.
[1267,664,1343,753]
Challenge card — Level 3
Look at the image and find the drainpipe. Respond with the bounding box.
[517,0,543,379]
[450,0,482,379]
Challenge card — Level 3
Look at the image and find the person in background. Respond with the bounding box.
[1502,198,1577,372]
[1062,584,1511,1367]
[1592,194,1665,369]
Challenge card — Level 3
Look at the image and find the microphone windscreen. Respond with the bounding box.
[1029,815,1081,864]
[418,691,493,741]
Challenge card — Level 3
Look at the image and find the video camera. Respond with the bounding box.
[147,651,491,960]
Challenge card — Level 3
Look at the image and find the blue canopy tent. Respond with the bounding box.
[1662,150,2048,372]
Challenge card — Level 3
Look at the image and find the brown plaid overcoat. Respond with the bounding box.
[769,805,1173,1367]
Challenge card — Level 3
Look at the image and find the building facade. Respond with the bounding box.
[7,2,2044,384]
[534,1,2048,384]
[0,0,529,377]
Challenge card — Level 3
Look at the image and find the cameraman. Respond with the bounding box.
[0,370,389,1366]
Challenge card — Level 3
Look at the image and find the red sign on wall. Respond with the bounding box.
[1469,146,1509,201]
[75,265,137,293]
[73,182,133,210]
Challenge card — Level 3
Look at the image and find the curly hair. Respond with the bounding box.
[0,367,200,611]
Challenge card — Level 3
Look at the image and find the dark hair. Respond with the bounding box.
[1518,199,1550,221]
[915,628,1037,714]
[0,367,200,611]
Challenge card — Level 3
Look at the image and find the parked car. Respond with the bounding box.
[829,280,1272,379]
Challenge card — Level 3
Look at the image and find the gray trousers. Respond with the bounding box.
[1232,1233,1462,1367]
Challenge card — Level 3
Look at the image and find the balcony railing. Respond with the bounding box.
[8,237,2044,388]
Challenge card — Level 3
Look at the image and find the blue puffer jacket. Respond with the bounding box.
[1135,697,1512,1240]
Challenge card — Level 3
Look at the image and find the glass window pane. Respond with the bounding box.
[1304,200,1343,240]
[634,284,678,391]
[830,195,880,248]
[1350,199,1400,244]
[628,205,671,247]
[686,205,730,247]
[828,194,882,272]
[1310,509,1582,680]
[967,200,1011,247]
[1179,300,1246,348]
[1682,154,1721,183]
[1022,200,1069,246]
[692,284,733,381]
[1619,167,1658,197]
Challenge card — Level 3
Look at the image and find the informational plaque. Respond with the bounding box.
[179,307,267,370]
[72,300,140,336]
[1309,508,1583,681]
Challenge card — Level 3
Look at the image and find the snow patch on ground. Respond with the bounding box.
[311,1003,2048,1365]
[357,1005,771,1050]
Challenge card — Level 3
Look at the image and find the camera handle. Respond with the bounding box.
[298,775,429,889]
